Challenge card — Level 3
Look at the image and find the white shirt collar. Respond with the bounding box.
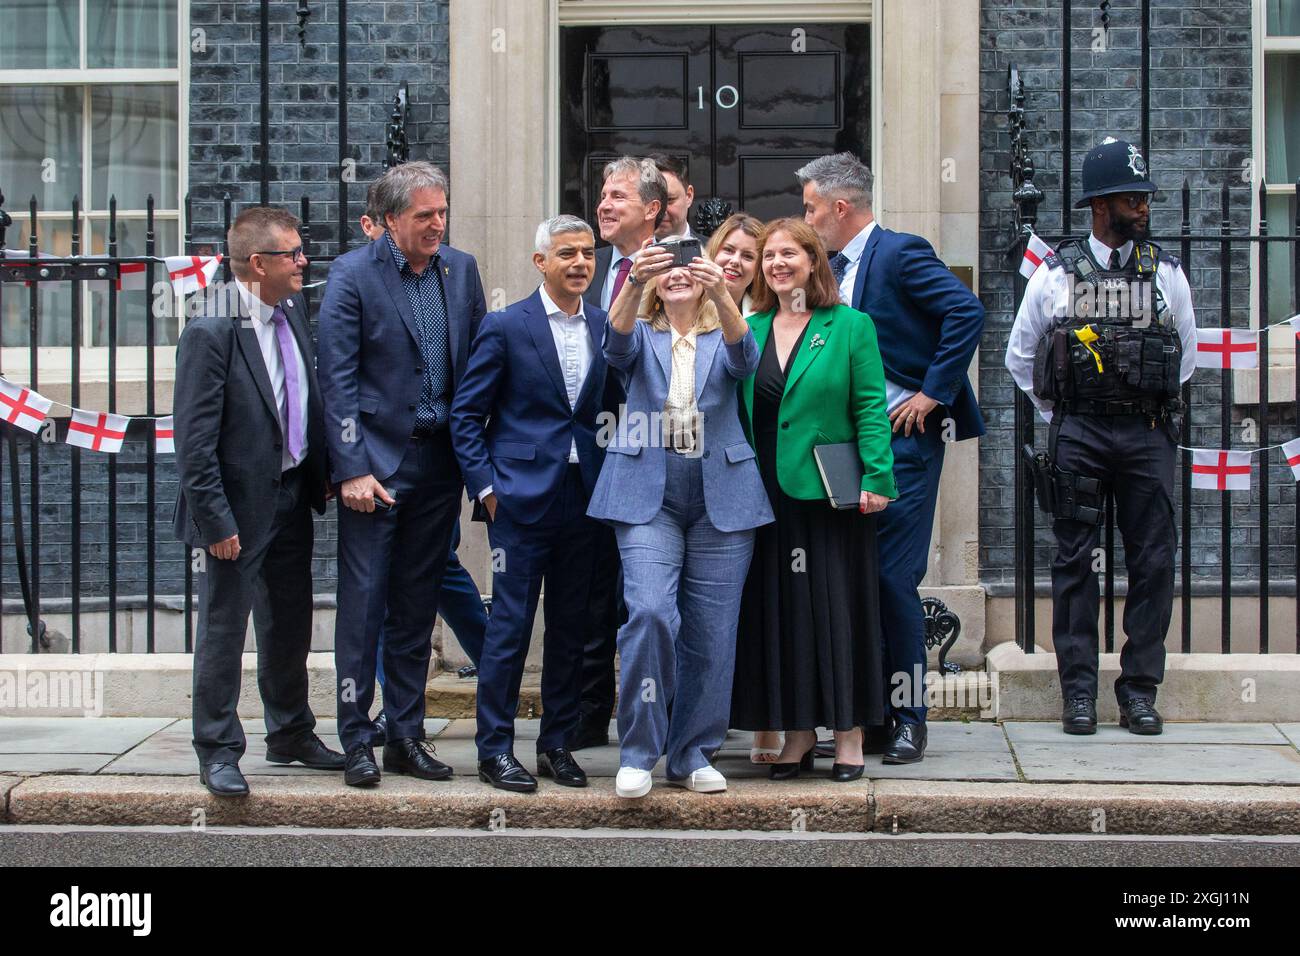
[235,277,277,324]
[538,283,585,321]
[1089,233,1134,269]
[839,220,877,263]
[671,327,696,347]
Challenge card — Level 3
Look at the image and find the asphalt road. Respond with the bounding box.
[3,825,1298,867]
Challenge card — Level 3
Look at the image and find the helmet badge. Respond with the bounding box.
[1127,144,1147,178]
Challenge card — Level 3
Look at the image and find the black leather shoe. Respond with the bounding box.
[566,721,610,751]
[344,743,381,787]
[881,723,927,764]
[1062,697,1098,735]
[478,753,538,793]
[536,748,588,788]
[383,738,454,781]
[1119,698,1163,735]
[265,734,346,770]
[200,762,249,797]
[370,712,389,747]
[830,763,865,783]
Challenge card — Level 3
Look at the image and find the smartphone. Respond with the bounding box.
[372,489,396,511]
[657,236,701,267]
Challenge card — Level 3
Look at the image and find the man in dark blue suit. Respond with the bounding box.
[799,153,985,764]
[318,161,487,787]
[450,215,608,792]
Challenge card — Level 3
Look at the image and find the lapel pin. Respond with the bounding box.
[809,333,826,350]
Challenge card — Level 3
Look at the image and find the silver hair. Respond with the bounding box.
[372,161,450,225]
[535,215,594,255]
[602,156,669,225]
[795,152,874,210]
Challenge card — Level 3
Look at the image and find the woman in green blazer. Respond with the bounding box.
[730,218,897,783]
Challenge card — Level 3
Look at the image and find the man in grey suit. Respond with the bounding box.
[173,205,343,797]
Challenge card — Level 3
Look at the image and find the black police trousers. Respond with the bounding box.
[1050,412,1176,705]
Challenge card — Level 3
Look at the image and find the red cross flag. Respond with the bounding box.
[0,377,53,434]
[165,255,221,296]
[1290,315,1300,339]
[1019,232,1054,279]
[66,409,130,453]
[1284,437,1300,483]
[1195,328,1257,370]
[155,416,175,454]
[1190,449,1252,491]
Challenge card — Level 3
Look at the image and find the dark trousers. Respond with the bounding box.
[572,525,624,734]
[1051,413,1176,704]
[334,433,462,750]
[375,517,487,691]
[192,466,316,767]
[476,465,597,759]
[876,424,946,726]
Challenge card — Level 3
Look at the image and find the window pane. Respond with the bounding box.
[89,85,178,210]
[1265,54,1300,185]
[0,86,83,212]
[1265,194,1297,325]
[1267,0,1300,36]
[0,0,79,70]
[1,218,74,348]
[88,0,178,69]
[87,217,181,346]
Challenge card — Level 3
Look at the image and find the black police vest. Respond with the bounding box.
[1031,238,1183,411]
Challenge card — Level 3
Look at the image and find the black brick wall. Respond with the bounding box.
[978,0,1295,593]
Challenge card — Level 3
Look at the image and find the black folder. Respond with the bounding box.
[812,442,863,510]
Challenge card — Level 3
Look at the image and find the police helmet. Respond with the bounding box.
[1074,137,1159,209]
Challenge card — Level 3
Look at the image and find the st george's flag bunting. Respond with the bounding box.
[0,378,53,434]
[1019,232,1054,279]
[154,416,175,454]
[165,255,222,295]
[1194,328,1258,370]
[1284,437,1300,482]
[66,409,130,454]
[1190,449,1252,491]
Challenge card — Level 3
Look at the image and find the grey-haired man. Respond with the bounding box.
[318,161,487,786]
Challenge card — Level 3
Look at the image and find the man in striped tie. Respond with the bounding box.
[173,206,340,796]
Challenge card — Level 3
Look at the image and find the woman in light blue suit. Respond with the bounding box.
[587,239,774,798]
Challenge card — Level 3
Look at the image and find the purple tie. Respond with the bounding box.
[270,306,304,462]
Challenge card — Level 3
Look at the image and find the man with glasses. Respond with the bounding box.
[174,205,343,796]
[1005,137,1198,737]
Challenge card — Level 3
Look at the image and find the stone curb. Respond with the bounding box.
[5,774,1300,835]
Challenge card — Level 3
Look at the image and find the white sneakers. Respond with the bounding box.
[615,767,653,798]
[615,765,728,797]
[669,765,727,793]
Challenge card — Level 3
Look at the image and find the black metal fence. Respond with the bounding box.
[0,188,354,655]
[1008,69,1300,657]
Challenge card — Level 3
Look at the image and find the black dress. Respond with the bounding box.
[730,326,886,732]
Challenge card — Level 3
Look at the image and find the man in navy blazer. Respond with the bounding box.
[799,153,985,764]
[317,162,487,787]
[450,215,608,792]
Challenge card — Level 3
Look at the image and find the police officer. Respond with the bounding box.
[1005,138,1197,736]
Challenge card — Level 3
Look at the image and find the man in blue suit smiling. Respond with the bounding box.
[451,215,609,793]
[318,162,487,787]
[798,153,985,765]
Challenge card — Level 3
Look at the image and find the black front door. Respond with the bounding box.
[559,22,871,235]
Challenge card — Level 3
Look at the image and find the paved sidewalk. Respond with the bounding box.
[2,717,1299,834]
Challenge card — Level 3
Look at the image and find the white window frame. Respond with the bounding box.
[1249,0,1299,383]
[0,0,188,390]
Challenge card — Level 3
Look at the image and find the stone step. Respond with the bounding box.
[423,672,992,721]
[6,773,1299,835]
